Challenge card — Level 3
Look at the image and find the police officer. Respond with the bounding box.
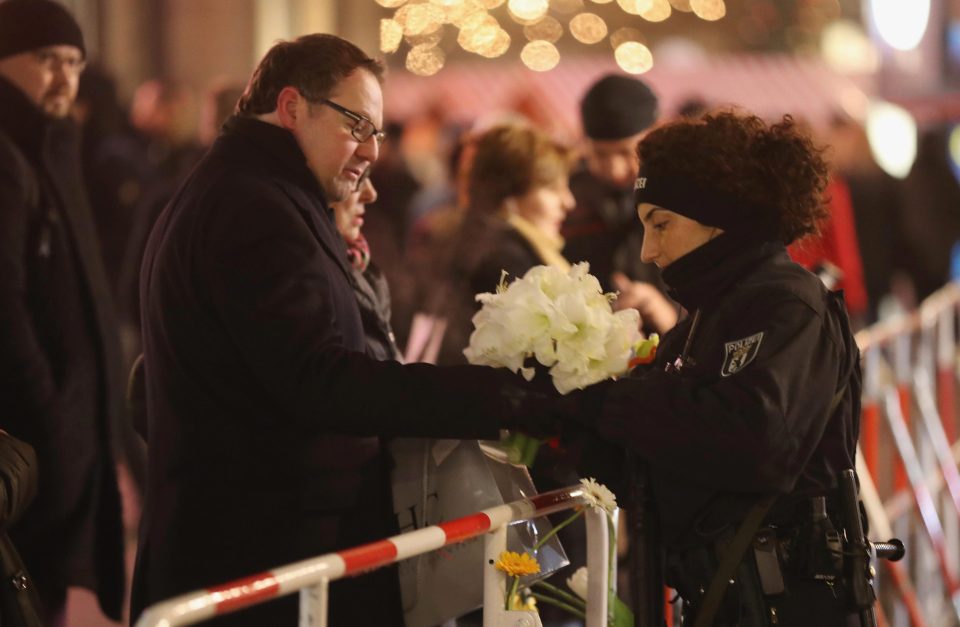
[573,111,862,626]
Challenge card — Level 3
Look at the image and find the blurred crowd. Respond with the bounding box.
[17,41,960,627]
[75,64,960,372]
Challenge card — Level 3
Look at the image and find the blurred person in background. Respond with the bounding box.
[435,123,577,366]
[563,74,662,292]
[115,78,245,362]
[826,114,914,322]
[0,1,140,623]
[563,74,676,335]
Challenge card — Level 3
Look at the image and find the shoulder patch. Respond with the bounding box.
[721,332,764,377]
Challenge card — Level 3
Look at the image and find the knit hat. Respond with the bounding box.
[0,0,86,60]
[580,74,658,140]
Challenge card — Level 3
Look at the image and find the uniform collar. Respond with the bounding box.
[661,233,785,310]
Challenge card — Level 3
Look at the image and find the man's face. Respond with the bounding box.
[0,45,84,119]
[291,69,382,203]
[583,132,646,190]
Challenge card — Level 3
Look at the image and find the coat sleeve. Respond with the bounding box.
[0,148,59,444]
[0,432,36,530]
[201,190,519,440]
[592,291,844,494]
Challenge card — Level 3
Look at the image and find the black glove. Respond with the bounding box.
[498,372,613,439]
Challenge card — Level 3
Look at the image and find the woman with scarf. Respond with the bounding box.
[332,168,403,362]
[571,111,862,626]
[436,123,577,366]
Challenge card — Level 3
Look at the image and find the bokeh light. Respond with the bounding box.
[380,19,404,53]
[869,0,930,51]
[616,0,653,16]
[610,26,643,49]
[570,13,608,44]
[507,0,549,22]
[376,0,409,7]
[458,12,501,53]
[524,16,564,43]
[821,19,879,74]
[865,101,917,179]
[614,41,653,73]
[669,0,693,11]
[949,125,960,184]
[521,40,561,71]
[477,27,512,56]
[406,44,446,76]
[642,0,672,22]
[399,2,446,35]
[691,0,725,21]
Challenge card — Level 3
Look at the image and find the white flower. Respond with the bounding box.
[566,566,589,601]
[465,263,641,394]
[580,477,617,515]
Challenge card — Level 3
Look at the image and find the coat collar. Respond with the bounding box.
[219,115,354,283]
[0,74,69,162]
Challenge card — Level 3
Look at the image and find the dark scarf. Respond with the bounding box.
[661,232,785,311]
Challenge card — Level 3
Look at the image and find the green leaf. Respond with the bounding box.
[611,596,635,627]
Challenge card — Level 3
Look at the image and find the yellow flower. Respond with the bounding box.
[509,592,538,611]
[495,551,541,577]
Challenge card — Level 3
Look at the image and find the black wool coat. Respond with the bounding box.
[133,117,520,626]
[0,76,130,620]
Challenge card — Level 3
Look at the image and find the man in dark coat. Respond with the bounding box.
[133,34,551,626]
[0,1,139,623]
[562,74,664,295]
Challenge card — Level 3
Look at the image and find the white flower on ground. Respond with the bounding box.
[580,477,617,515]
[566,566,588,601]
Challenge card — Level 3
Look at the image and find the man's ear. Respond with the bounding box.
[275,86,302,130]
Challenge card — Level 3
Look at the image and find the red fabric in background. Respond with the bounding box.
[788,176,868,316]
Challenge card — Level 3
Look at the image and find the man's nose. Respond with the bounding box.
[356,134,379,163]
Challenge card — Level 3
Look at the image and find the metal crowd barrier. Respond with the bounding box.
[856,282,960,627]
[135,484,614,627]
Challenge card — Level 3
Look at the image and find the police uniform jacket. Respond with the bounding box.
[594,234,861,547]
[133,116,530,626]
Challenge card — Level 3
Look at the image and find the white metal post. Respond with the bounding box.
[299,578,328,627]
[484,525,509,627]
[585,506,611,627]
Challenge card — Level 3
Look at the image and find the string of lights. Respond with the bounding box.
[377,0,726,76]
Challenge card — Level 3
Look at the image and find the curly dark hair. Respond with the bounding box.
[237,34,384,116]
[637,111,829,244]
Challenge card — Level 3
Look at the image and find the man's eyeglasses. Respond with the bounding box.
[33,49,86,74]
[321,99,386,146]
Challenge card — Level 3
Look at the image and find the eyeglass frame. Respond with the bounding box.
[318,98,386,146]
[32,48,86,74]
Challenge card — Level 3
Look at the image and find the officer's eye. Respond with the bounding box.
[653,221,668,232]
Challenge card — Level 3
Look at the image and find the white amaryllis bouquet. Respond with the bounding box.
[464,263,643,395]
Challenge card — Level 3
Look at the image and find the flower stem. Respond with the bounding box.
[533,510,583,553]
[530,592,586,619]
[531,580,586,610]
[506,576,520,611]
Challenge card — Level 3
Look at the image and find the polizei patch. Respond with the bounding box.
[721,332,764,377]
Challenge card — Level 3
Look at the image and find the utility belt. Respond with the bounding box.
[667,473,904,627]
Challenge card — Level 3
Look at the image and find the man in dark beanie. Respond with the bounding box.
[0,1,139,624]
[562,74,674,330]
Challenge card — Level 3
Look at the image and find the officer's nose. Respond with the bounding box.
[640,227,657,265]
[357,133,379,164]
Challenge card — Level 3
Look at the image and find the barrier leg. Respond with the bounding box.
[585,507,611,627]
[299,578,328,627]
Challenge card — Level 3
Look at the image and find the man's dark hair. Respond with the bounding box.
[236,34,385,117]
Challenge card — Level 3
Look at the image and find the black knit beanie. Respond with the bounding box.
[580,74,658,140]
[0,0,86,60]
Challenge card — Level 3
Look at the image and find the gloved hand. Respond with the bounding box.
[498,371,613,439]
